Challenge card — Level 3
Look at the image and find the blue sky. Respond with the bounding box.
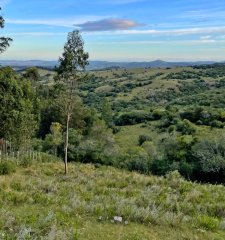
[0,0,224,61]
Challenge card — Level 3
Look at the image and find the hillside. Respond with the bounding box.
[24,63,225,183]
[1,160,225,239]
[81,63,225,109]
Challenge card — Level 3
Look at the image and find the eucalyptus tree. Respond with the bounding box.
[56,30,89,174]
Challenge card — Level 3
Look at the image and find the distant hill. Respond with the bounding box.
[0,60,58,70]
[0,59,218,70]
[87,60,217,70]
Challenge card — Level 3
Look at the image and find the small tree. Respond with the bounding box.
[44,122,63,155]
[23,67,41,82]
[0,7,12,53]
[56,30,89,174]
[101,98,114,128]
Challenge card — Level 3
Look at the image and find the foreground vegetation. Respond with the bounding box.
[1,158,225,239]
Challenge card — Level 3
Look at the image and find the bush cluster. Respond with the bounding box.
[0,160,16,175]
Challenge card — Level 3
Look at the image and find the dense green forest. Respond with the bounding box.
[2,61,225,183]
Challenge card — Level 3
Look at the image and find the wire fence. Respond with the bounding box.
[0,150,42,162]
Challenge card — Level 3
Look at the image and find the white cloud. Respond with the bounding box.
[6,16,111,28]
[8,32,67,37]
[84,26,225,36]
[181,9,225,19]
[6,32,222,45]
[91,39,222,45]
[200,35,212,40]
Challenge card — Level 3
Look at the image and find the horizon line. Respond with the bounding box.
[0,59,223,63]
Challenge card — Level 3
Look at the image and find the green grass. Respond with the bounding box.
[115,123,159,149]
[1,161,225,239]
[115,120,225,151]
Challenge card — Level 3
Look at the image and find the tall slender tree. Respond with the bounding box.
[56,30,89,174]
[0,7,12,53]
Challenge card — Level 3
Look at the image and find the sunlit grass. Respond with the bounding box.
[0,160,225,239]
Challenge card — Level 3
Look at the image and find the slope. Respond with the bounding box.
[0,160,225,239]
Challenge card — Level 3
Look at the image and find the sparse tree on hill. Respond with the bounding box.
[56,30,89,174]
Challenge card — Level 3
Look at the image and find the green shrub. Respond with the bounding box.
[176,119,196,135]
[19,156,33,168]
[151,135,197,178]
[196,215,220,231]
[191,137,225,182]
[10,181,22,191]
[152,108,166,120]
[138,135,151,146]
[115,111,153,126]
[118,147,151,174]
[151,157,170,175]
[0,160,16,175]
[165,170,184,182]
[39,153,60,163]
[210,120,223,128]
[142,141,156,159]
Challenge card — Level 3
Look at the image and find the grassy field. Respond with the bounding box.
[1,160,225,239]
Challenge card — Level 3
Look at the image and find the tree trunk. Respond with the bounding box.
[54,146,57,156]
[64,113,70,174]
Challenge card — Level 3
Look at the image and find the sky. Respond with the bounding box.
[0,0,224,61]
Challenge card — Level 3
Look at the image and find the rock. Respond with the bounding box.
[113,216,123,223]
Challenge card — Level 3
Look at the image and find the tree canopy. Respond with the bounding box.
[0,67,39,148]
[56,30,89,174]
[0,7,12,53]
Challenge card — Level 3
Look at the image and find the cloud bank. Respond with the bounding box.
[6,16,110,28]
[84,26,225,36]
